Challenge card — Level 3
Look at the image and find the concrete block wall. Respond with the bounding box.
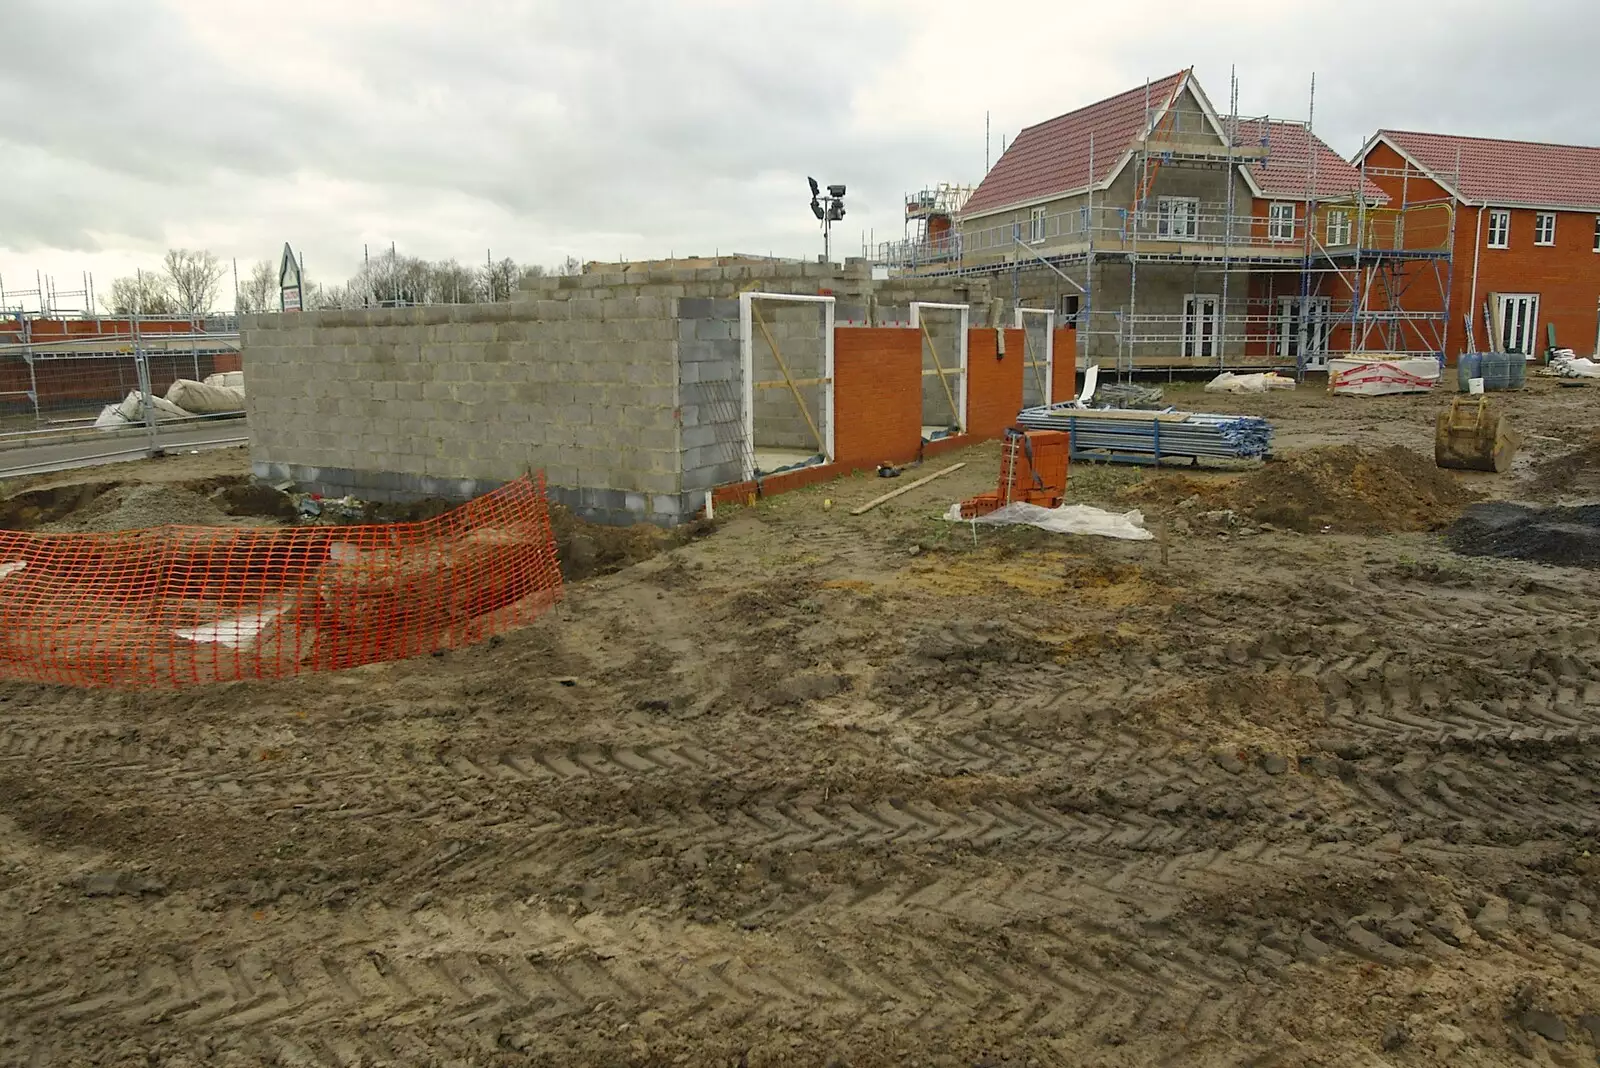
[676,298,746,495]
[244,264,1018,528]
[244,298,690,526]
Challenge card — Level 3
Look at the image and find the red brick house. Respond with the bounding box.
[1356,130,1600,360]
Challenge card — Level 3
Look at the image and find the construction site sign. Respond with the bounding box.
[279,242,303,312]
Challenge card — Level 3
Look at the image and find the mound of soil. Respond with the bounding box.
[44,482,235,532]
[1122,445,1476,533]
[1530,435,1600,500]
[1236,445,1477,533]
[1448,501,1600,568]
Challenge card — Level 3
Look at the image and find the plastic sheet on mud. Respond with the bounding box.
[943,500,1154,540]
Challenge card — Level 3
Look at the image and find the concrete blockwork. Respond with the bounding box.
[243,260,1062,526]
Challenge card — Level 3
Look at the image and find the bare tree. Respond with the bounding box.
[308,283,359,310]
[235,259,277,314]
[163,248,225,317]
[433,259,482,304]
[558,255,583,277]
[103,273,175,316]
[482,256,527,302]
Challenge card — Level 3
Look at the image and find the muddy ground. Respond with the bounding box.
[3,381,1600,1067]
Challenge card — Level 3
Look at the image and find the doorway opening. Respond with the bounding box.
[740,292,836,479]
[910,301,969,441]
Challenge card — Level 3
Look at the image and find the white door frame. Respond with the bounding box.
[1494,292,1540,359]
[909,301,970,432]
[1014,307,1057,405]
[739,292,836,481]
[1182,292,1220,359]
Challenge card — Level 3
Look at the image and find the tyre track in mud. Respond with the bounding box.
[7,532,1600,1061]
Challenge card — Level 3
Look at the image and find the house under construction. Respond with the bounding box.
[870,68,1457,377]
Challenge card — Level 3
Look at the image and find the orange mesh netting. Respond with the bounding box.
[0,475,563,688]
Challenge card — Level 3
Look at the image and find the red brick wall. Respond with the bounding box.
[833,328,923,468]
[965,327,1025,438]
[1362,141,1600,362]
[711,325,1035,506]
[1050,326,1077,402]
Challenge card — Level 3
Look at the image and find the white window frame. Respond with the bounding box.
[1029,206,1047,244]
[1535,212,1556,246]
[1268,202,1296,242]
[1157,196,1199,240]
[1593,215,1600,253]
[1487,209,1510,249]
[1325,209,1352,247]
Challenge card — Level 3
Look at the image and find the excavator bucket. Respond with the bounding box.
[1435,396,1522,473]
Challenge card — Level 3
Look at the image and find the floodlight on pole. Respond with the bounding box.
[806,177,847,263]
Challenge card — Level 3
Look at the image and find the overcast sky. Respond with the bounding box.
[3,0,1595,312]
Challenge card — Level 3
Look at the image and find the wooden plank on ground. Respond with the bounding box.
[849,463,966,516]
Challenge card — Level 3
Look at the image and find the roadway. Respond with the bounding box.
[0,420,249,479]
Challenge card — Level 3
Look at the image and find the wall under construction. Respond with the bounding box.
[244,260,1076,526]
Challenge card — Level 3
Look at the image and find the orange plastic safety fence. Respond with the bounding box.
[0,474,563,689]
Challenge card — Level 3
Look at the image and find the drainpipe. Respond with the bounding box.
[1467,205,1484,354]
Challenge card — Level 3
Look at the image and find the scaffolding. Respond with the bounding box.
[1,271,241,442]
[867,72,1456,380]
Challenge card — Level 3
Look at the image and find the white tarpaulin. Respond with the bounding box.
[166,378,246,415]
[1551,355,1600,379]
[1205,371,1296,394]
[93,390,194,429]
[943,501,1154,540]
[1328,356,1441,396]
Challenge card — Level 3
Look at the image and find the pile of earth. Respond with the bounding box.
[1127,445,1478,534]
[1447,501,1600,568]
[1530,434,1600,500]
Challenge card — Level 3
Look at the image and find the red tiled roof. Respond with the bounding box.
[961,71,1187,218]
[1235,119,1387,203]
[1377,130,1600,210]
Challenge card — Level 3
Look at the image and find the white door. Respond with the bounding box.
[1183,294,1220,359]
[1278,296,1332,369]
[1496,293,1540,358]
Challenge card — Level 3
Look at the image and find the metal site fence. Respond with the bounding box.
[0,475,563,689]
[0,315,243,444]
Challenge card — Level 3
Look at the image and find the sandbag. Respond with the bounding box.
[203,371,245,394]
[166,378,246,415]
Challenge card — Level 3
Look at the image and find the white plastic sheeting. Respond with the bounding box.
[1551,355,1600,379]
[0,561,25,581]
[93,371,246,429]
[166,378,246,415]
[1205,372,1296,394]
[1328,357,1441,396]
[943,501,1154,541]
[94,391,194,429]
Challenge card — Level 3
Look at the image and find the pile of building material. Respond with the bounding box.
[94,371,246,430]
[1016,402,1272,465]
[1328,356,1441,396]
[1205,371,1296,394]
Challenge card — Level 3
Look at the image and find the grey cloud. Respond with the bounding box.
[4,0,1598,285]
